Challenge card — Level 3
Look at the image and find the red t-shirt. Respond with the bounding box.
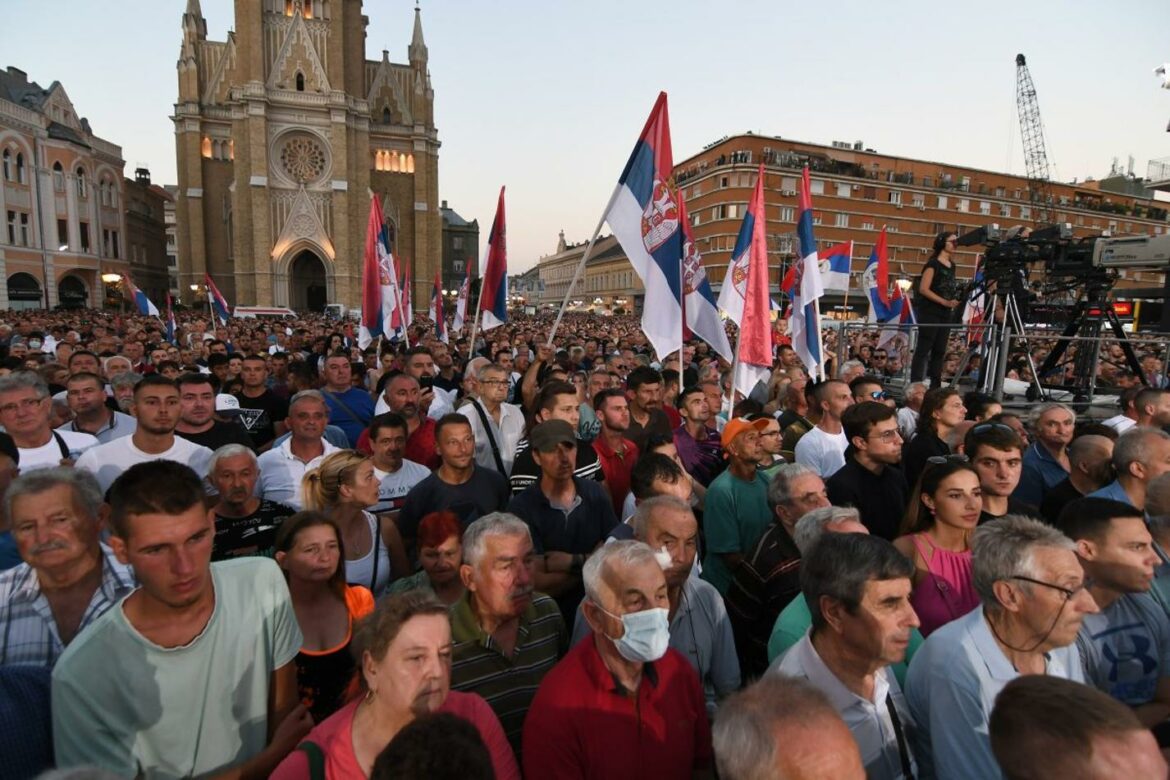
[355,417,440,470]
[592,436,639,517]
[522,636,712,780]
[271,691,519,780]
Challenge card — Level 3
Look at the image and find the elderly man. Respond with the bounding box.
[772,532,920,780]
[896,382,926,442]
[509,420,617,623]
[459,363,525,477]
[208,444,295,561]
[724,464,830,676]
[523,540,713,779]
[449,512,567,756]
[1060,497,1170,726]
[826,402,908,541]
[256,390,339,510]
[1040,434,1115,525]
[714,675,865,780]
[1014,402,1076,507]
[990,675,1168,779]
[572,495,740,713]
[906,515,1098,779]
[509,380,604,495]
[795,379,853,478]
[702,417,771,596]
[1087,427,1170,510]
[174,373,254,451]
[0,468,135,666]
[0,373,97,470]
[58,371,135,444]
[75,376,214,494]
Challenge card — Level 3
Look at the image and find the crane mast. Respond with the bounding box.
[1015,53,1056,226]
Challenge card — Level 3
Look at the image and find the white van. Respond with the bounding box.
[233,306,298,319]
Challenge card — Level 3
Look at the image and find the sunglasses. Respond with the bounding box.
[869,390,890,401]
[926,454,969,465]
[971,422,1016,435]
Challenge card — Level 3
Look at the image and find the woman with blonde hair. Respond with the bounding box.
[303,449,410,597]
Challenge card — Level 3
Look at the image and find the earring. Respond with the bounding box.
[364,688,374,704]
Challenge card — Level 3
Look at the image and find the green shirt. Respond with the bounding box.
[449,591,568,755]
[386,568,433,596]
[701,469,772,594]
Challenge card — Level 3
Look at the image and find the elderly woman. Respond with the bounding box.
[386,511,464,605]
[271,591,520,780]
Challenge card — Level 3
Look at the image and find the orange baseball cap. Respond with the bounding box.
[720,416,771,451]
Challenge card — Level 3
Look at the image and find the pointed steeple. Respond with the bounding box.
[182,0,207,42]
[409,4,428,67]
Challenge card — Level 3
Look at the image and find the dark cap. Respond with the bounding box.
[529,419,577,452]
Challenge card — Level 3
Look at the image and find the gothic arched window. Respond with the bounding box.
[295,72,305,92]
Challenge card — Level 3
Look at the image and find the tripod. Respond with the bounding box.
[952,281,1046,401]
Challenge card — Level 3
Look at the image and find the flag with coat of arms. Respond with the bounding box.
[790,167,825,379]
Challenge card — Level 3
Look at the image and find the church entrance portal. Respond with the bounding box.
[290,251,327,313]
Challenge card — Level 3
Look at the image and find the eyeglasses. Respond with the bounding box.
[972,422,1015,435]
[1010,575,1091,602]
[480,379,509,386]
[926,454,969,465]
[0,397,44,415]
[867,429,902,442]
[869,390,890,400]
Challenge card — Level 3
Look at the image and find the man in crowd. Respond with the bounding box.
[773,532,920,779]
[906,515,1096,779]
[510,380,604,494]
[51,460,308,777]
[0,468,135,666]
[1061,497,1170,726]
[174,373,254,451]
[0,373,97,469]
[625,366,674,453]
[76,376,214,494]
[990,675,1168,779]
[1040,434,1115,525]
[366,412,430,518]
[375,373,439,469]
[58,372,136,443]
[432,342,462,393]
[509,420,617,623]
[592,388,640,517]
[257,390,339,510]
[826,402,908,540]
[702,417,771,596]
[397,414,511,547]
[449,513,568,756]
[896,382,926,442]
[235,354,288,452]
[208,444,296,561]
[1134,387,1170,428]
[320,351,373,447]
[1087,427,1170,510]
[401,345,456,419]
[795,379,853,478]
[713,675,865,780]
[1103,386,1142,434]
[724,464,830,676]
[459,363,524,476]
[523,540,713,778]
[1014,402,1076,507]
[963,422,1033,524]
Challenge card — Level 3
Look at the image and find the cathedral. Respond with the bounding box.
[173,0,441,312]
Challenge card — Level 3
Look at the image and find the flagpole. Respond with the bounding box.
[547,184,621,347]
[840,243,853,322]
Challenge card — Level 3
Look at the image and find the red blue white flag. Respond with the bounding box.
[791,167,825,379]
[359,194,404,347]
[677,190,733,362]
[123,273,159,317]
[818,241,853,292]
[733,164,774,398]
[962,257,986,345]
[204,273,231,326]
[428,271,448,344]
[479,187,508,331]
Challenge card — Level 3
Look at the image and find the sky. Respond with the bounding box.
[3,0,1169,272]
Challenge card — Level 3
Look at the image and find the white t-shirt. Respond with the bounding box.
[794,425,848,478]
[75,435,215,493]
[17,430,98,471]
[370,459,431,515]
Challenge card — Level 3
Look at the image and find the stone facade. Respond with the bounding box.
[173,0,441,313]
[440,199,478,294]
[536,231,641,314]
[123,169,173,307]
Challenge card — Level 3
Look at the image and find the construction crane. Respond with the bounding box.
[1015,54,1056,226]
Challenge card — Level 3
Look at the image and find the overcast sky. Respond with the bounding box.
[3,0,1168,270]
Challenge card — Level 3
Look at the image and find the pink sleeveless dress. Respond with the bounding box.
[909,533,979,637]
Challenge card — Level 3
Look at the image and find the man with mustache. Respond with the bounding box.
[449,512,568,759]
[207,444,295,561]
[75,376,214,495]
[0,468,135,666]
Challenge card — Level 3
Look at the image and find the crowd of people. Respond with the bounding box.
[1,305,1170,779]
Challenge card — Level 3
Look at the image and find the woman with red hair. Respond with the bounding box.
[387,510,465,605]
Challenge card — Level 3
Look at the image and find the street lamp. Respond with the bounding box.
[101,273,122,284]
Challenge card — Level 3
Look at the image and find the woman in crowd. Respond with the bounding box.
[894,458,983,636]
[303,450,410,597]
[275,511,376,723]
[911,231,964,386]
[963,391,1002,423]
[386,510,465,605]
[271,591,520,780]
[902,386,966,487]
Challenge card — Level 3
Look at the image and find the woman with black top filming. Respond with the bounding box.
[912,231,964,387]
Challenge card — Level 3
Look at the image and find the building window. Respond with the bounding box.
[780,206,794,221]
[111,230,119,258]
[957,199,969,212]
[76,167,87,199]
[728,204,738,220]
[979,201,991,215]
[80,222,90,252]
[57,219,68,248]
[888,190,902,205]
[19,213,29,246]
[15,153,25,184]
[201,137,212,158]
[835,213,849,228]
[1,149,9,181]
[52,162,64,191]
[452,236,463,251]
[937,195,948,209]
[922,176,933,188]
[295,72,305,92]
[912,193,925,207]
[862,220,875,230]
[720,176,729,188]
[382,108,392,124]
[6,211,15,245]
[1000,204,1012,217]
[809,179,825,196]
[836,183,851,198]
[1020,206,1031,219]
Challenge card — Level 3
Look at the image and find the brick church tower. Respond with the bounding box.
[173,0,440,312]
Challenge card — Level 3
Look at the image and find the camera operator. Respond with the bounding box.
[911,232,964,387]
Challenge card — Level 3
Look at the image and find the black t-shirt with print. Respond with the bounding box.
[212,499,296,560]
[234,389,289,450]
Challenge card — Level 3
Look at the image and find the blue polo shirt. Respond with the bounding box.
[321,387,374,447]
[1085,479,1138,507]
[1013,442,1069,507]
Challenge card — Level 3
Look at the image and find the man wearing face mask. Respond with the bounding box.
[523,540,713,779]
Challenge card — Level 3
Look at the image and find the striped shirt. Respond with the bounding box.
[449,591,568,754]
[0,544,135,667]
[508,436,604,495]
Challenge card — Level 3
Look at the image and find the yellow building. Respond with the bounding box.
[536,232,642,314]
[173,0,441,312]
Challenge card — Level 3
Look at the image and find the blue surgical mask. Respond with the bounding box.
[598,606,670,663]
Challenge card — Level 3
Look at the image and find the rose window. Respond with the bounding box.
[279,136,327,183]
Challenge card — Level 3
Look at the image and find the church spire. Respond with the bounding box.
[409,4,428,67]
[182,0,207,42]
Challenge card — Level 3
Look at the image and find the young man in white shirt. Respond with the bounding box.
[367,412,430,518]
[795,380,854,479]
[0,373,97,470]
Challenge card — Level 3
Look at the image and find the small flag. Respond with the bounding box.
[204,273,231,326]
[359,194,405,347]
[123,274,160,317]
[962,257,986,345]
[818,241,853,292]
[453,260,472,332]
[165,293,176,345]
[790,167,825,379]
[479,186,508,331]
[732,164,774,399]
[428,271,448,344]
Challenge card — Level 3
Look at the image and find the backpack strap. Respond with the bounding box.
[297,740,326,780]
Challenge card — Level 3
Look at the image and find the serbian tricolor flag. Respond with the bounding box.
[453,260,472,332]
[864,227,914,348]
[479,186,508,331]
[732,164,774,398]
[359,194,404,347]
[204,273,231,326]
[819,241,853,292]
[678,190,733,361]
[790,167,825,379]
[428,271,448,344]
[165,293,177,345]
[962,257,986,345]
[123,274,159,317]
